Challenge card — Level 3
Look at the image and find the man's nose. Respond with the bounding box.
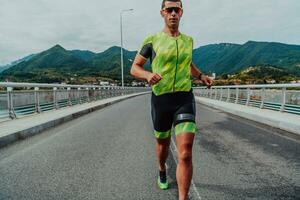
[171,10,177,16]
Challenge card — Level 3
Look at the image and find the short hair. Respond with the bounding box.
[161,0,183,9]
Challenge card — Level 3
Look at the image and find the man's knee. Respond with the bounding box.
[156,137,171,146]
[178,147,193,163]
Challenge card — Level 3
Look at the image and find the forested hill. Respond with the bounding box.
[1,41,300,83]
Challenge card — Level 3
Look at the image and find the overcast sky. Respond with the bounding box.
[0,0,300,65]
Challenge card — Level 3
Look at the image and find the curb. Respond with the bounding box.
[0,92,150,148]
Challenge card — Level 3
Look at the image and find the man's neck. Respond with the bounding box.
[163,27,180,37]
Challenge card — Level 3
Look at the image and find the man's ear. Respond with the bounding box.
[160,10,165,18]
[179,9,183,17]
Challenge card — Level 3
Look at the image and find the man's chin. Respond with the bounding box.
[168,22,179,28]
[170,25,179,29]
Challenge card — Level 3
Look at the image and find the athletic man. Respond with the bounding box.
[130,0,213,199]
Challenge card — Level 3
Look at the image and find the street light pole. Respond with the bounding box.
[120,9,133,88]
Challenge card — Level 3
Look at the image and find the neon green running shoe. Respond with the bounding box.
[157,171,169,190]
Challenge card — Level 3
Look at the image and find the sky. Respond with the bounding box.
[0,0,300,65]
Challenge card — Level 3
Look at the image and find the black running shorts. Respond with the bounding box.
[151,90,197,139]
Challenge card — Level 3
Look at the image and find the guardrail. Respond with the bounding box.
[0,82,150,121]
[193,83,300,115]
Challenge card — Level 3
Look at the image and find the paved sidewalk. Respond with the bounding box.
[0,92,149,148]
[195,96,300,138]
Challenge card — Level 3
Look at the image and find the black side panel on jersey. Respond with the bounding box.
[139,43,156,63]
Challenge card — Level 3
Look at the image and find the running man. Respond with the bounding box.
[130,0,213,199]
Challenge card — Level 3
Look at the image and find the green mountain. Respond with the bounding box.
[0,65,11,73]
[1,41,300,83]
[235,65,297,83]
[193,41,300,75]
[0,45,138,83]
[70,50,96,61]
[0,54,36,73]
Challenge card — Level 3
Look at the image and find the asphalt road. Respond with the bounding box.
[0,94,299,200]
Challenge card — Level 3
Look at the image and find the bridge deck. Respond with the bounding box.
[0,94,299,199]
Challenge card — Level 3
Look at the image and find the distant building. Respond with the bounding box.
[100,81,109,86]
[290,80,300,84]
[208,73,216,80]
[267,80,276,84]
[131,81,145,87]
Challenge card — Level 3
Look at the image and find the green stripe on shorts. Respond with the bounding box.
[174,122,196,136]
[154,130,171,139]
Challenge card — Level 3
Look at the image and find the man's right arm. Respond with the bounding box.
[130,54,162,85]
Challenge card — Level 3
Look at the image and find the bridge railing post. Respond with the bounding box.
[113,87,116,97]
[98,87,102,99]
[107,87,110,98]
[118,86,122,96]
[7,87,16,119]
[227,88,230,102]
[220,88,223,101]
[214,88,218,100]
[246,87,250,106]
[86,87,90,102]
[280,87,286,112]
[235,88,239,104]
[260,88,265,109]
[53,87,58,109]
[34,87,41,113]
[93,88,96,101]
[99,87,103,100]
[67,87,72,106]
[78,87,82,104]
[111,87,114,97]
[104,87,107,98]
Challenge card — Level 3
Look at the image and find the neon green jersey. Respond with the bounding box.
[139,32,193,96]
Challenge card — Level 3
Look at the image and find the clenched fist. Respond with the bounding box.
[146,73,162,85]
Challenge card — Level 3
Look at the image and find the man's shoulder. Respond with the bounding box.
[180,33,193,41]
[142,33,156,44]
[142,32,193,44]
[143,32,162,41]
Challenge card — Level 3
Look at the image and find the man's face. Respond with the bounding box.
[160,1,183,29]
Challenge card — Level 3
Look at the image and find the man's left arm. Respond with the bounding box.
[190,63,213,87]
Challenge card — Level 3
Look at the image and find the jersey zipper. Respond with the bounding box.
[173,39,179,92]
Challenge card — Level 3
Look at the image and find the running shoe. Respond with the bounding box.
[157,170,169,190]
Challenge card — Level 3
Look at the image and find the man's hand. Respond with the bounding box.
[146,73,162,85]
[200,74,213,88]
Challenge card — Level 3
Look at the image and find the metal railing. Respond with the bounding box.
[194,83,300,115]
[0,82,150,121]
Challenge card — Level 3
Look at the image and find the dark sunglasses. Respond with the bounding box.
[163,7,182,14]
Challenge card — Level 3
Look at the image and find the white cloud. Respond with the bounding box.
[0,0,299,65]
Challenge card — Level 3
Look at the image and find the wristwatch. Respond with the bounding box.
[198,73,203,80]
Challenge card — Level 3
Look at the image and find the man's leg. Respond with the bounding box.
[176,132,195,200]
[156,137,171,171]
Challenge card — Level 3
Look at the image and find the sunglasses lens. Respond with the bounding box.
[165,7,180,13]
[173,8,180,13]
